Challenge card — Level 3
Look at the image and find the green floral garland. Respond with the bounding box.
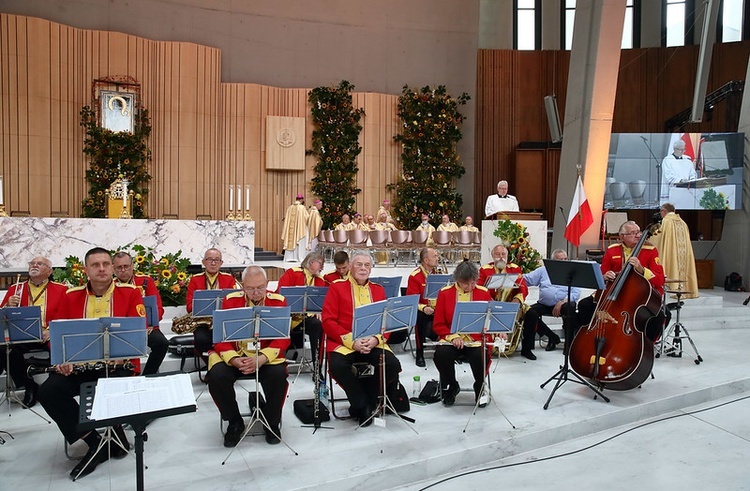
[79,105,152,218]
[52,245,191,306]
[308,80,365,229]
[493,219,543,273]
[698,188,728,210]
[387,85,469,229]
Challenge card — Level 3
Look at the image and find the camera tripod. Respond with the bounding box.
[658,289,703,365]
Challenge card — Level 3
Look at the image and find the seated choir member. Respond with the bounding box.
[436,214,459,232]
[37,247,145,480]
[407,248,440,367]
[185,248,240,362]
[323,250,351,284]
[433,260,495,406]
[460,216,479,233]
[276,252,327,370]
[322,252,402,426]
[335,214,355,231]
[113,251,169,375]
[0,255,67,408]
[208,265,289,447]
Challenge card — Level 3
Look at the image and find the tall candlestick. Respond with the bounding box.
[245,186,250,212]
[0,176,4,206]
[236,185,242,212]
[229,186,234,212]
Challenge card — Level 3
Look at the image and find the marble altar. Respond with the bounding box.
[481,219,548,266]
[0,217,254,268]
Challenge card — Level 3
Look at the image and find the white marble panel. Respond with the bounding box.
[0,217,254,268]
[481,219,549,265]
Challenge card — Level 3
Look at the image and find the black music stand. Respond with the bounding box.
[0,306,49,420]
[79,372,196,491]
[539,259,610,409]
[278,286,328,378]
[449,300,518,431]
[49,316,148,480]
[353,295,419,431]
[212,305,298,462]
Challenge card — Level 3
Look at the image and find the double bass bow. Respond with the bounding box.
[569,223,663,391]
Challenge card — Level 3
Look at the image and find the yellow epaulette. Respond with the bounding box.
[409,268,422,277]
[440,284,454,292]
[331,278,347,284]
[134,273,150,279]
[507,263,520,269]
[218,271,235,278]
[66,285,86,294]
[607,243,621,249]
[115,283,138,290]
[226,291,245,299]
[266,292,285,301]
[641,244,655,250]
[480,263,495,271]
[475,285,489,293]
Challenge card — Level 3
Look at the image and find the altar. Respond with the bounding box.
[0,217,254,268]
[481,218,548,266]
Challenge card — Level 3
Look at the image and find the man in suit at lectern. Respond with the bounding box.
[484,180,519,218]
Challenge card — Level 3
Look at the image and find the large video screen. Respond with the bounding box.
[605,132,744,210]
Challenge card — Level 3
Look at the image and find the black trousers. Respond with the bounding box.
[142,328,169,376]
[527,301,572,343]
[0,342,47,389]
[37,367,132,444]
[290,316,323,368]
[193,324,213,361]
[208,361,288,429]
[433,344,489,397]
[413,311,437,356]
[328,349,401,414]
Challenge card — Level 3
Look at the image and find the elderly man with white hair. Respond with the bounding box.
[484,180,519,217]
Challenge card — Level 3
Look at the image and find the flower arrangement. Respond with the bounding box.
[699,188,729,210]
[493,220,543,273]
[308,80,365,229]
[387,85,470,229]
[51,245,191,306]
[79,105,152,218]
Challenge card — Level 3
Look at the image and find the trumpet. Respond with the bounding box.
[27,361,135,378]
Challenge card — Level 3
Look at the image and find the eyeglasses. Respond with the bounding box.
[114,265,133,272]
[244,287,266,293]
[203,258,222,263]
[28,261,49,267]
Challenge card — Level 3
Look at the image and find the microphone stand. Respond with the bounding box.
[640,136,662,206]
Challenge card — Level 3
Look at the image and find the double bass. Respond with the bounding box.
[569,226,663,391]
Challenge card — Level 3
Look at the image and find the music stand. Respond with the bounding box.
[212,305,298,463]
[539,259,610,409]
[424,274,453,300]
[370,277,402,299]
[49,316,148,480]
[484,273,518,291]
[192,289,240,317]
[0,306,50,421]
[142,296,160,327]
[449,301,518,431]
[353,295,419,431]
[278,285,328,384]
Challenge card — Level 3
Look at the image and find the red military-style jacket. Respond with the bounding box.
[185,271,238,313]
[601,243,665,295]
[1,279,68,328]
[478,262,527,302]
[433,284,494,345]
[321,277,387,355]
[322,271,347,284]
[56,282,146,320]
[406,265,438,312]
[277,267,328,289]
[208,291,290,369]
[126,273,164,327]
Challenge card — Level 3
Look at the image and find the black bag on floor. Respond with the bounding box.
[293,398,331,424]
[418,379,441,404]
[168,335,195,356]
[724,272,746,292]
[388,382,410,413]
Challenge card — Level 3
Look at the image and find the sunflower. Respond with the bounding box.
[171,284,181,293]
[135,255,146,264]
[177,272,187,281]
[161,270,172,279]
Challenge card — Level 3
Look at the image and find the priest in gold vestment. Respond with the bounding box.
[652,203,699,299]
[282,194,310,262]
[307,199,323,251]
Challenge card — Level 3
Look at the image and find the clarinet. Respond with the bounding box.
[27,361,135,378]
[312,337,322,428]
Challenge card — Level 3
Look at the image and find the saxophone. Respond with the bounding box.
[171,313,213,334]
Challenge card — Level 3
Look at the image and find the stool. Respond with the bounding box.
[328,361,375,420]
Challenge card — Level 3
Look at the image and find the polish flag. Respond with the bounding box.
[564,176,594,247]
[668,132,698,161]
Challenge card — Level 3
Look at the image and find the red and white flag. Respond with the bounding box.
[564,176,594,247]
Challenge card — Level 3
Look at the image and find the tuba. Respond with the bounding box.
[171,313,213,334]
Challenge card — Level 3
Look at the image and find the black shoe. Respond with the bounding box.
[224,421,245,448]
[442,383,460,406]
[415,356,426,368]
[22,384,37,408]
[110,425,130,458]
[358,404,375,427]
[70,444,108,479]
[545,341,558,352]
[264,426,281,445]
[521,351,537,360]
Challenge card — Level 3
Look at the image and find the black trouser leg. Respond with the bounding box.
[521,308,539,353]
[38,370,103,444]
[301,316,322,372]
[193,325,213,361]
[433,345,459,388]
[143,329,169,376]
[329,349,401,413]
[414,311,434,358]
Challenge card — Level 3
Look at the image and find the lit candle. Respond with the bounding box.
[0,176,4,206]
[236,185,242,212]
[229,186,234,212]
[245,186,250,212]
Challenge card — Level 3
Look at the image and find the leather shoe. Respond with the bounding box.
[521,351,537,361]
[545,341,558,352]
[22,384,37,408]
[415,356,426,368]
[264,426,281,445]
[358,404,375,427]
[224,421,245,448]
[70,444,108,479]
[110,425,130,458]
[442,383,460,406]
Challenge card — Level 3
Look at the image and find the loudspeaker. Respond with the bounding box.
[544,95,563,143]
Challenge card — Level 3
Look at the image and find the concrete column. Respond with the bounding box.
[550,0,627,257]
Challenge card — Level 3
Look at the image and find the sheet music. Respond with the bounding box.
[90,373,195,420]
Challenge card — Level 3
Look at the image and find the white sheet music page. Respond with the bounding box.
[90,373,195,420]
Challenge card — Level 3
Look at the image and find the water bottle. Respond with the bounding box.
[318,380,330,408]
[412,375,422,398]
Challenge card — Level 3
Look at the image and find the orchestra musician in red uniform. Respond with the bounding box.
[406,248,440,367]
[0,255,67,407]
[208,265,290,447]
[36,247,146,480]
[323,250,350,284]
